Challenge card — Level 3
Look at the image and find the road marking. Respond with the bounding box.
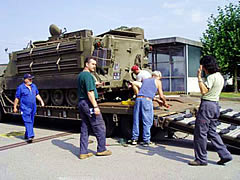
[0,132,73,151]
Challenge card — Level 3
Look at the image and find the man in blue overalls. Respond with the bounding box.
[13,73,44,143]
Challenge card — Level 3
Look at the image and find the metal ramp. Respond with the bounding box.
[157,109,240,149]
[219,108,240,125]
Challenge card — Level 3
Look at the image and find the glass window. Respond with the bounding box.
[188,45,201,77]
[162,78,170,91]
[172,55,184,62]
[172,78,184,91]
[156,62,170,76]
[148,53,152,67]
[151,45,186,92]
[156,53,169,63]
[172,61,185,77]
[148,53,152,63]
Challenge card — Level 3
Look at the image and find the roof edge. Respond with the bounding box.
[149,37,202,47]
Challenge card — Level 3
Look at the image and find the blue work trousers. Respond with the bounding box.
[21,110,36,139]
[132,98,153,143]
[78,99,106,154]
[194,100,232,164]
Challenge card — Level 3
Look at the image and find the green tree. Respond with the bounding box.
[201,2,240,92]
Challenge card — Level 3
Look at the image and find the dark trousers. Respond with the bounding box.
[194,100,232,164]
[78,99,106,154]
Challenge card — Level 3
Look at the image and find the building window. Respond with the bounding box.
[150,45,185,92]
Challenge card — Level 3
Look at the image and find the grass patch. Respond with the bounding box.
[164,91,185,95]
[220,92,240,98]
[170,92,240,99]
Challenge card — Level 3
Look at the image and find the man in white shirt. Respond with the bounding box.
[130,65,151,95]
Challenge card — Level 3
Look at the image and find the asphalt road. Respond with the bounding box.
[0,98,240,180]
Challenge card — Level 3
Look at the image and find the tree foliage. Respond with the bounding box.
[201,2,240,92]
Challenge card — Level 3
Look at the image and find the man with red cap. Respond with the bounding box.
[131,65,151,96]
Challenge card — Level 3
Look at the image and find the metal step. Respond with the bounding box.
[219,108,240,125]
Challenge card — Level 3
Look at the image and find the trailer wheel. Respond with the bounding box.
[103,114,116,137]
[120,115,133,140]
[50,90,64,106]
[150,126,168,141]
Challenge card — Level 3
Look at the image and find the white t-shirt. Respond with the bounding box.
[202,72,224,101]
[136,70,151,82]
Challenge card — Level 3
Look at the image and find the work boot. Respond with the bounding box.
[188,160,208,166]
[217,157,232,165]
[96,150,112,156]
[79,152,94,159]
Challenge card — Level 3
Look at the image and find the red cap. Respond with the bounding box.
[131,65,139,71]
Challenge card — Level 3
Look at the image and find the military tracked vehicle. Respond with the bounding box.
[1,24,150,107]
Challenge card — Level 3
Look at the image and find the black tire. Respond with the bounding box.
[50,90,64,106]
[103,114,116,137]
[65,89,78,107]
[119,115,133,140]
[150,126,168,141]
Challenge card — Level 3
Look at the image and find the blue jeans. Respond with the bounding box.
[78,99,106,154]
[132,98,154,143]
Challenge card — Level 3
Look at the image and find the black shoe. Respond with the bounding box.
[26,137,33,143]
[188,160,208,166]
[217,157,232,165]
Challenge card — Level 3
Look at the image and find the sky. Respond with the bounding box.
[0,0,239,64]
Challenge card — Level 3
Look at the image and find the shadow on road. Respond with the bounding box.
[135,144,217,165]
[156,138,240,155]
[51,138,96,158]
[51,138,80,158]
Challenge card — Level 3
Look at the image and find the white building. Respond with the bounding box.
[149,37,202,93]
